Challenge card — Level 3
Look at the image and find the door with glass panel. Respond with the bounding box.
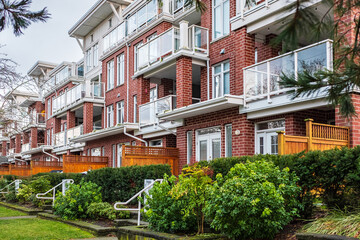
[117,142,130,168]
[256,120,285,155]
[197,127,221,161]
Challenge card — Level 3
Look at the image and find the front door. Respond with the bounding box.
[197,128,221,161]
[256,131,280,154]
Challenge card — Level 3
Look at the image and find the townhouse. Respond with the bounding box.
[0,0,357,175]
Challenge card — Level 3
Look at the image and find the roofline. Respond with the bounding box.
[48,61,74,77]
[27,60,58,76]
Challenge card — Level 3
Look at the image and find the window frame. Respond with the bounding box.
[116,101,125,124]
[117,53,125,86]
[225,124,232,157]
[212,0,230,40]
[106,105,114,128]
[107,60,114,90]
[133,95,137,123]
[212,60,230,98]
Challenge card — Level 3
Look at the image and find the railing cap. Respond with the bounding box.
[304,118,314,122]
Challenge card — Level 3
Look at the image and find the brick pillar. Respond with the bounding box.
[2,141,7,156]
[200,66,208,101]
[54,118,62,133]
[138,76,150,105]
[23,132,29,144]
[235,27,255,95]
[10,138,14,149]
[83,102,93,134]
[158,79,173,98]
[176,56,192,108]
[15,134,21,153]
[67,110,76,129]
[30,127,38,149]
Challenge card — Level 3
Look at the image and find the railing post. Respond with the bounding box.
[277,131,285,155]
[267,61,271,103]
[305,119,314,151]
[179,21,189,50]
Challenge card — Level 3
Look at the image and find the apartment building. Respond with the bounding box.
[1,0,356,174]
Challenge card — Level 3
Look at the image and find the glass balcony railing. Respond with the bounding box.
[21,143,30,152]
[52,82,104,115]
[103,22,126,54]
[9,148,14,154]
[22,113,45,127]
[136,25,209,72]
[139,95,201,125]
[243,39,333,103]
[54,125,83,147]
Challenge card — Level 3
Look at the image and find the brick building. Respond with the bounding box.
[1,0,358,174]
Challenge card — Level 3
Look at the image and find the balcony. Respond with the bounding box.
[21,143,30,153]
[54,125,83,148]
[244,40,333,104]
[22,113,45,130]
[139,95,200,125]
[20,143,47,155]
[9,148,14,154]
[133,25,209,78]
[52,82,105,116]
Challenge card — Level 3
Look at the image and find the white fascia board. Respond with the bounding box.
[135,120,184,136]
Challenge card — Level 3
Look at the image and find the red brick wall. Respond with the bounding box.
[83,103,94,134]
[176,56,193,107]
[255,34,281,63]
[2,140,6,156]
[15,134,21,153]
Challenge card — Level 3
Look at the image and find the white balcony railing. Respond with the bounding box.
[21,143,30,152]
[9,148,14,154]
[139,95,201,125]
[52,82,104,115]
[22,113,45,127]
[237,0,270,18]
[54,125,83,147]
[243,39,333,103]
[136,25,209,72]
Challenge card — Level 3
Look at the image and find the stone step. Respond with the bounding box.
[114,219,149,227]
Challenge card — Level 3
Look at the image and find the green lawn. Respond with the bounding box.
[0,206,27,218]
[0,218,94,240]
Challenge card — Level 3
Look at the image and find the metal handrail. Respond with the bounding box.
[0,180,22,194]
[114,179,163,226]
[36,179,74,206]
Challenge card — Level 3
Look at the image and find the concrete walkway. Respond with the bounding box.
[72,238,118,240]
[0,215,37,220]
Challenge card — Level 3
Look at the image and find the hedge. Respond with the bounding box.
[84,164,172,203]
[30,173,84,186]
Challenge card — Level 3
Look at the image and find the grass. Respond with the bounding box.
[0,206,27,218]
[0,218,94,240]
[302,211,360,238]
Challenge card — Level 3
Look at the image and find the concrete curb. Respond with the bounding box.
[0,201,43,215]
[296,233,359,240]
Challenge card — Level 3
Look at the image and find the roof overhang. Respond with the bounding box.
[19,98,42,107]
[158,95,244,121]
[69,0,132,38]
[21,145,53,156]
[71,123,139,142]
[27,60,57,77]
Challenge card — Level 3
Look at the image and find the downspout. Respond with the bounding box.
[207,60,210,100]
[42,146,60,161]
[124,126,148,146]
[126,43,130,122]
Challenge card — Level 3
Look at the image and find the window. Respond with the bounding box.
[116,101,124,124]
[91,147,101,156]
[213,61,230,98]
[117,54,125,85]
[86,48,92,71]
[50,128,54,145]
[112,144,116,168]
[106,105,114,128]
[107,60,114,90]
[213,0,229,39]
[256,120,285,155]
[45,157,51,162]
[46,129,50,145]
[134,42,143,71]
[149,139,162,147]
[93,44,98,67]
[196,127,221,161]
[133,95,137,123]
[150,87,157,101]
[225,124,232,157]
[47,98,51,118]
[187,131,193,164]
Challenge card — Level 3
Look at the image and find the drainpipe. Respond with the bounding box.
[124,126,148,146]
[126,43,130,123]
[42,146,60,161]
[207,60,210,100]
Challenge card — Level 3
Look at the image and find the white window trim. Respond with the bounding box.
[149,139,163,147]
[255,119,285,155]
[116,101,124,124]
[212,0,230,40]
[106,105,114,128]
[195,126,222,161]
[212,61,230,98]
[133,95,137,123]
[186,131,193,164]
[225,124,232,157]
[107,60,114,90]
[117,53,125,86]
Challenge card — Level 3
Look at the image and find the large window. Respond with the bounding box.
[86,44,99,72]
[93,43,99,67]
[86,48,92,71]
[116,101,124,124]
[106,105,114,128]
[212,0,229,40]
[134,42,143,72]
[117,54,125,85]
[213,61,230,98]
[133,95,137,123]
[107,60,114,90]
[127,0,157,35]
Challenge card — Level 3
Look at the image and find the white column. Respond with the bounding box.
[179,20,189,50]
[162,0,171,15]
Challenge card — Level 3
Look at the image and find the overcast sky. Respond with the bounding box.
[0,0,98,76]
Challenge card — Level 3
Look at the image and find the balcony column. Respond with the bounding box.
[30,127,38,149]
[15,134,21,153]
[83,102,93,134]
[179,21,189,50]
[85,80,91,98]
[176,56,192,108]
[23,132,29,144]
[67,110,76,129]
[2,141,7,156]
[54,118,62,134]
[138,76,150,105]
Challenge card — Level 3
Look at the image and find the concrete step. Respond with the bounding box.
[114,219,149,227]
[42,205,53,211]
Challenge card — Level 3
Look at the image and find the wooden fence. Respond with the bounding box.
[63,155,108,173]
[278,119,350,155]
[0,166,9,175]
[31,161,63,175]
[9,164,31,177]
[122,145,179,175]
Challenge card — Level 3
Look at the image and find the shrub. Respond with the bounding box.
[16,176,52,207]
[31,173,83,186]
[145,175,197,233]
[16,185,33,203]
[205,161,301,240]
[86,202,130,220]
[85,164,172,203]
[54,180,102,220]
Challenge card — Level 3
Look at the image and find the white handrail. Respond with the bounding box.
[0,180,22,194]
[36,179,74,206]
[114,179,163,226]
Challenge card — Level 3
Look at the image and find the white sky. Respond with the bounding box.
[0,0,98,76]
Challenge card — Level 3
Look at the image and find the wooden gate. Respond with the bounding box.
[122,145,179,175]
[63,155,108,173]
[278,119,350,155]
[31,161,63,175]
